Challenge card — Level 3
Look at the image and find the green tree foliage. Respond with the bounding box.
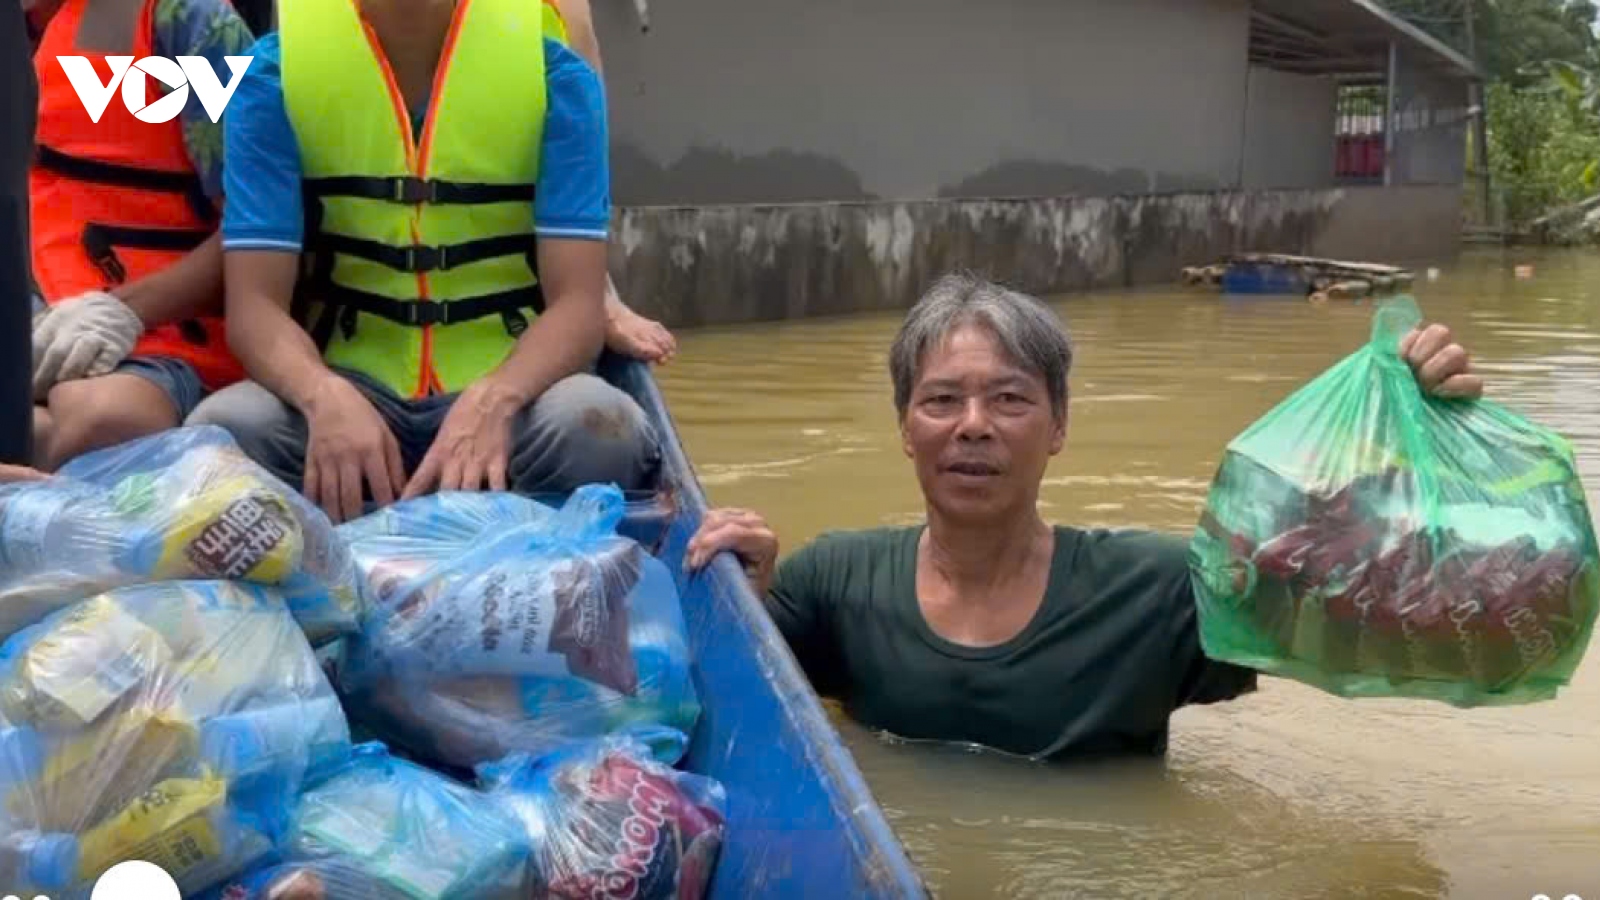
[1485,80,1600,224]
[1476,0,1598,85]
[1384,0,1597,84]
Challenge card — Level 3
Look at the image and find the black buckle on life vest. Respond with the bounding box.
[317,284,544,329]
[304,175,534,207]
[403,244,446,272]
[82,227,126,284]
[399,300,447,327]
[503,309,529,338]
[314,232,536,275]
[393,177,440,205]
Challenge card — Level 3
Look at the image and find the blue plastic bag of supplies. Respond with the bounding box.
[335,490,555,547]
[206,742,531,900]
[477,726,727,900]
[334,485,700,770]
[0,426,361,647]
[0,580,351,899]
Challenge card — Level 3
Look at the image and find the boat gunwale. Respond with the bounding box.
[603,352,929,898]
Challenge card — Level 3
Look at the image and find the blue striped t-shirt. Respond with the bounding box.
[221,31,612,253]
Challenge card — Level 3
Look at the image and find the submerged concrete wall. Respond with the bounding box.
[610,185,1463,327]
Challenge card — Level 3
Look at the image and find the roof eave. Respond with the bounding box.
[1340,0,1483,79]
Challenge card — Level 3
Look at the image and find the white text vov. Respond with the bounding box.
[56,55,253,124]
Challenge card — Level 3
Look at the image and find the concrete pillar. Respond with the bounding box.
[1383,40,1398,187]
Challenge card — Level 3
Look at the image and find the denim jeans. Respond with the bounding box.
[185,367,662,497]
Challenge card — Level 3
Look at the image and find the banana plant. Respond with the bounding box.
[1546,59,1600,188]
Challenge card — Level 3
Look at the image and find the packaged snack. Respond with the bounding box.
[0,426,362,646]
[0,580,351,897]
[478,728,726,900]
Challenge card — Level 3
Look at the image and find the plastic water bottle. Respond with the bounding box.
[0,828,77,892]
[621,555,699,738]
[199,695,349,781]
[0,721,46,792]
[29,773,274,894]
[342,492,551,544]
[0,484,124,576]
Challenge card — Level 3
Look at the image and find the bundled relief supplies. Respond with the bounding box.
[0,425,361,646]
[334,485,700,769]
[1188,297,1600,706]
[0,580,352,898]
[478,726,727,900]
[334,490,555,546]
[205,742,530,900]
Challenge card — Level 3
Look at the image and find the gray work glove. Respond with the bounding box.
[31,290,144,399]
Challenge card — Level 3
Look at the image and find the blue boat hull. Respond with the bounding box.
[595,353,929,899]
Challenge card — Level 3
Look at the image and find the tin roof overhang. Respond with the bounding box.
[1250,0,1481,80]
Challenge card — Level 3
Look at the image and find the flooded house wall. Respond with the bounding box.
[591,0,1466,326]
[610,185,1464,327]
[1241,67,1338,190]
[592,0,1253,204]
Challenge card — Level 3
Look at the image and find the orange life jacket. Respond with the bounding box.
[29,0,245,393]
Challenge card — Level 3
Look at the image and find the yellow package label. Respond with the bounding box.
[9,596,174,728]
[15,704,199,831]
[76,772,227,883]
[152,478,303,584]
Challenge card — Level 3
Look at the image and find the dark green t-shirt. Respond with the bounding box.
[766,525,1258,760]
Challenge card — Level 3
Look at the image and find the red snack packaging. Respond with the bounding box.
[477,729,727,900]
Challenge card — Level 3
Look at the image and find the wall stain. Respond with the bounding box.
[613,143,876,206]
[938,161,1154,199]
[608,187,1458,329]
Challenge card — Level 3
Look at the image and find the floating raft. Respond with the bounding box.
[1182,253,1415,301]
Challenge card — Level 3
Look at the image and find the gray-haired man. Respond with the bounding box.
[686,273,1483,761]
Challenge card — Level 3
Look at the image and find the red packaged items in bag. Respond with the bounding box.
[1189,299,1600,705]
[477,728,727,900]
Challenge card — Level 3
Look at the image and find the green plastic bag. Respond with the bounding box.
[1188,296,1600,706]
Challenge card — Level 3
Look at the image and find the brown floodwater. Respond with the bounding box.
[655,246,1600,900]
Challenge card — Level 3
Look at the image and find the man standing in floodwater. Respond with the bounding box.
[686,274,1483,758]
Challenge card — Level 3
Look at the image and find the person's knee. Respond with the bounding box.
[508,375,660,493]
[186,381,287,440]
[186,381,303,474]
[42,376,179,470]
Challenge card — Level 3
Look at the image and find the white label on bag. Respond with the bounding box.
[465,569,567,679]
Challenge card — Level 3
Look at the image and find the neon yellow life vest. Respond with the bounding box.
[279,0,569,399]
